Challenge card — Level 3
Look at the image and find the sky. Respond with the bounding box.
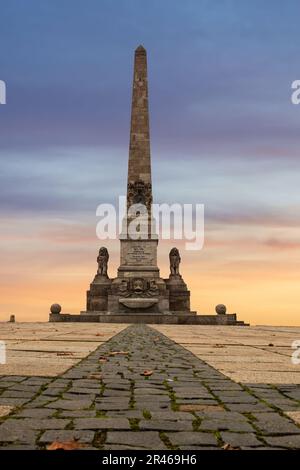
[0,0,300,325]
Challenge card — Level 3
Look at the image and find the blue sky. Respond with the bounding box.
[0,0,300,323]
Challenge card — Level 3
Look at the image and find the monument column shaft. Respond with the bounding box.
[127,46,152,204]
[119,46,158,277]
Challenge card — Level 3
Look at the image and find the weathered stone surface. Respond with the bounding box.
[0,421,38,444]
[59,410,97,418]
[74,418,131,430]
[220,432,263,448]
[201,419,254,433]
[106,431,166,449]
[16,409,55,418]
[46,399,93,410]
[17,418,70,430]
[139,420,192,431]
[264,435,300,449]
[39,430,95,444]
[167,432,218,447]
[252,413,300,435]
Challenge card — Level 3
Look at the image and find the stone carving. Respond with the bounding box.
[97,247,109,277]
[118,278,158,298]
[169,247,181,276]
[50,304,61,314]
[133,278,144,294]
[215,304,227,315]
[127,180,152,211]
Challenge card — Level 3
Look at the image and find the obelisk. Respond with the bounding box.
[118,45,159,278]
[128,45,151,195]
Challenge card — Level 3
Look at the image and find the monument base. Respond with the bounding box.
[49,311,248,325]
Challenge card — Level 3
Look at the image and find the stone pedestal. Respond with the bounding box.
[85,275,112,313]
[165,275,191,312]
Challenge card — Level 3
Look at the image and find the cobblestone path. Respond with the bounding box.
[0,325,300,450]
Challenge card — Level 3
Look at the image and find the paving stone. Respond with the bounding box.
[95,403,130,411]
[16,409,56,418]
[0,398,30,406]
[108,410,143,419]
[0,445,37,450]
[0,376,27,383]
[68,387,101,395]
[215,395,258,404]
[139,419,193,431]
[95,397,129,403]
[1,390,35,399]
[46,380,70,388]
[15,418,70,430]
[196,410,244,420]
[42,388,67,396]
[134,388,168,395]
[264,435,300,449]
[0,421,38,444]
[105,431,166,449]
[201,418,254,433]
[0,381,23,388]
[63,393,97,401]
[59,410,97,418]
[26,397,57,408]
[220,432,263,448]
[46,399,93,410]
[39,430,95,444]
[252,413,300,435]
[74,418,131,430]
[102,390,131,397]
[23,378,50,386]
[266,399,300,410]
[176,399,218,406]
[134,401,170,411]
[8,384,41,393]
[226,403,272,412]
[150,411,195,421]
[167,431,218,447]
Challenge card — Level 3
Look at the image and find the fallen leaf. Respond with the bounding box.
[47,439,86,451]
[222,443,241,451]
[141,370,153,377]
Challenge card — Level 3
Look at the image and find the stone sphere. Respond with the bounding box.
[50,303,62,314]
[215,304,227,315]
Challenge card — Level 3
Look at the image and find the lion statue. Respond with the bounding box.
[97,247,109,277]
[169,247,181,276]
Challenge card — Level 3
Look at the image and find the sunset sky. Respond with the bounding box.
[0,0,300,325]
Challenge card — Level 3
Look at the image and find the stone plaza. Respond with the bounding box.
[0,322,299,449]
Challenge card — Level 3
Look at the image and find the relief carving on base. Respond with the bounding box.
[118,278,158,298]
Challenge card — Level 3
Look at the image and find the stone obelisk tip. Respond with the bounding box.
[135,44,146,54]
